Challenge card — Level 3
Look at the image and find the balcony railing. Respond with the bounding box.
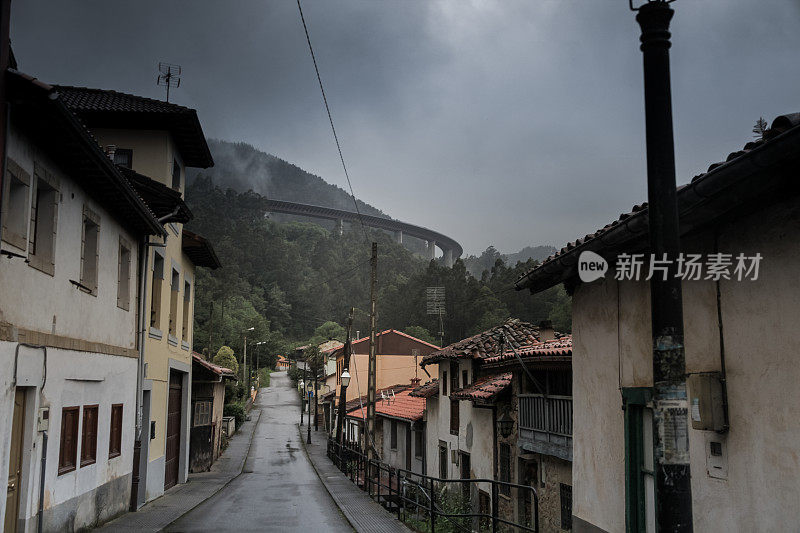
[518,394,573,461]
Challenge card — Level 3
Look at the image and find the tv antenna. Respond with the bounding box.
[157,62,181,102]
[426,287,446,347]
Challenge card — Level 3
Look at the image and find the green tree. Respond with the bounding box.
[313,321,346,342]
[213,345,238,374]
[403,326,438,345]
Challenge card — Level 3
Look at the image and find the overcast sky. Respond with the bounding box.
[11,1,800,255]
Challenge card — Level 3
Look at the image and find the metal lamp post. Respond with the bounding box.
[631,0,693,530]
[242,327,254,394]
[306,380,313,444]
[299,380,305,426]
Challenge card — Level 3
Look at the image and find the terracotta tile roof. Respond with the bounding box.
[192,352,235,378]
[330,329,441,358]
[347,390,426,422]
[451,373,512,403]
[344,384,411,413]
[53,85,213,168]
[483,335,573,364]
[516,113,800,293]
[319,340,344,354]
[420,319,539,366]
[409,379,440,398]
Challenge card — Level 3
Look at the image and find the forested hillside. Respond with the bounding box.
[463,245,557,278]
[185,178,571,360]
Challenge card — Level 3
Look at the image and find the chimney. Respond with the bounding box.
[538,320,555,342]
[104,144,117,161]
[410,377,421,387]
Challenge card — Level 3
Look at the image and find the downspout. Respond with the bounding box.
[713,229,731,433]
[130,234,150,510]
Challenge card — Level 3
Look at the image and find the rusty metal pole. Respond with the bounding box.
[366,242,378,461]
[635,2,693,530]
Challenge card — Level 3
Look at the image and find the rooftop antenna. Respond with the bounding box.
[157,62,181,102]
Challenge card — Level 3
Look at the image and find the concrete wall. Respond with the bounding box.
[572,198,800,532]
[378,417,424,475]
[0,124,140,531]
[90,128,196,504]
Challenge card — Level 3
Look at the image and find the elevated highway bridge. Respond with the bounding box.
[263,199,462,267]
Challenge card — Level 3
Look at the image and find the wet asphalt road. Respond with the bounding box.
[165,371,353,532]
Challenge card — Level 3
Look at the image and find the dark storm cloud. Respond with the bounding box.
[11,1,800,254]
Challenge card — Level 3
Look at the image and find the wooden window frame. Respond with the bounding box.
[623,387,656,533]
[442,370,448,396]
[450,361,459,392]
[182,278,191,340]
[113,148,133,169]
[79,206,100,294]
[450,398,459,435]
[193,400,212,427]
[499,442,511,495]
[80,404,99,467]
[1,157,31,250]
[438,442,448,479]
[117,237,132,310]
[150,250,165,330]
[172,159,181,191]
[58,406,79,475]
[414,430,423,459]
[168,267,180,338]
[28,164,59,276]
[109,404,123,459]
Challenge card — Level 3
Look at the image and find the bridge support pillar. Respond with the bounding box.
[427,240,436,261]
[443,248,454,268]
[395,230,403,244]
[336,218,344,236]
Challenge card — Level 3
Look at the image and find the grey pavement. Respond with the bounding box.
[164,371,353,532]
[301,406,411,533]
[96,394,262,532]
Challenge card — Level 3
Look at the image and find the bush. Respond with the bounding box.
[213,346,239,375]
[224,401,246,429]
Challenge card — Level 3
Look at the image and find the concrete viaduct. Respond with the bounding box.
[263,199,463,267]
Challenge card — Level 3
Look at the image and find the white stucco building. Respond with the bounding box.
[0,70,164,532]
[515,112,800,532]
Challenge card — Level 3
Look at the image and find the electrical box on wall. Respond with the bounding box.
[37,407,50,432]
[687,372,726,432]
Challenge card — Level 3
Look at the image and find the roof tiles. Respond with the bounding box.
[451,373,512,403]
[347,390,426,422]
[421,318,539,366]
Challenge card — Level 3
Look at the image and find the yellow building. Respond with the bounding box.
[57,86,220,506]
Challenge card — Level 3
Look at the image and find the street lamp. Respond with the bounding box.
[299,380,305,426]
[306,379,314,444]
[497,410,514,439]
[242,327,255,392]
[340,369,351,388]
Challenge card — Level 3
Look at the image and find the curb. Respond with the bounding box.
[299,425,359,532]
[160,405,263,529]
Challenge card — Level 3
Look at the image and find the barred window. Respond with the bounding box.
[194,401,212,426]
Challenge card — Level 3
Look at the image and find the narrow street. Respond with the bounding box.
[166,372,352,532]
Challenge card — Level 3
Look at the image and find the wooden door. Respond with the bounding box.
[5,389,25,533]
[164,372,182,490]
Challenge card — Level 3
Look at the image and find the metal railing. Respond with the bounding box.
[328,437,539,532]
[518,394,572,436]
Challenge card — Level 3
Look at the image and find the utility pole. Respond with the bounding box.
[335,308,354,444]
[634,1,693,530]
[301,362,306,426]
[366,242,378,460]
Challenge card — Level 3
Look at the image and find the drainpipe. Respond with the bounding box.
[130,234,150,510]
[37,431,47,533]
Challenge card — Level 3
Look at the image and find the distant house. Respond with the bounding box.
[342,384,412,450]
[346,386,427,476]
[0,70,164,532]
[515,113,800,531]
[189,353,235,473]
[275,356,291,370]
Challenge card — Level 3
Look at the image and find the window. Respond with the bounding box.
[169,268,180,337]
[109,404,123,458]
[194,401,212,426]
[117,238,132,310]
[460,452,471,497]
[462,370,469,387]
[182,279,191,340]
[450,362,459,392]
[442,371,448,396]
[1,158,30,249]
[414,430,423,459]
[58,406,79,475]
[623,388,655,533]
[113,148,133,169]
[439,442,448,479]
[499,443,511,495]
[81,405,99,466]
[560,483,573,530]
[450,399,459,435]
[80,207,100,293]
[29,167,59,275]
[150,252,164,329]
[172,159,181,191]
[390,420,398,449]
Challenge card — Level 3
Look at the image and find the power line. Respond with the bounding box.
[296,0,370,244]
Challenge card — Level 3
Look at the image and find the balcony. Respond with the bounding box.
[518,394,573,461]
